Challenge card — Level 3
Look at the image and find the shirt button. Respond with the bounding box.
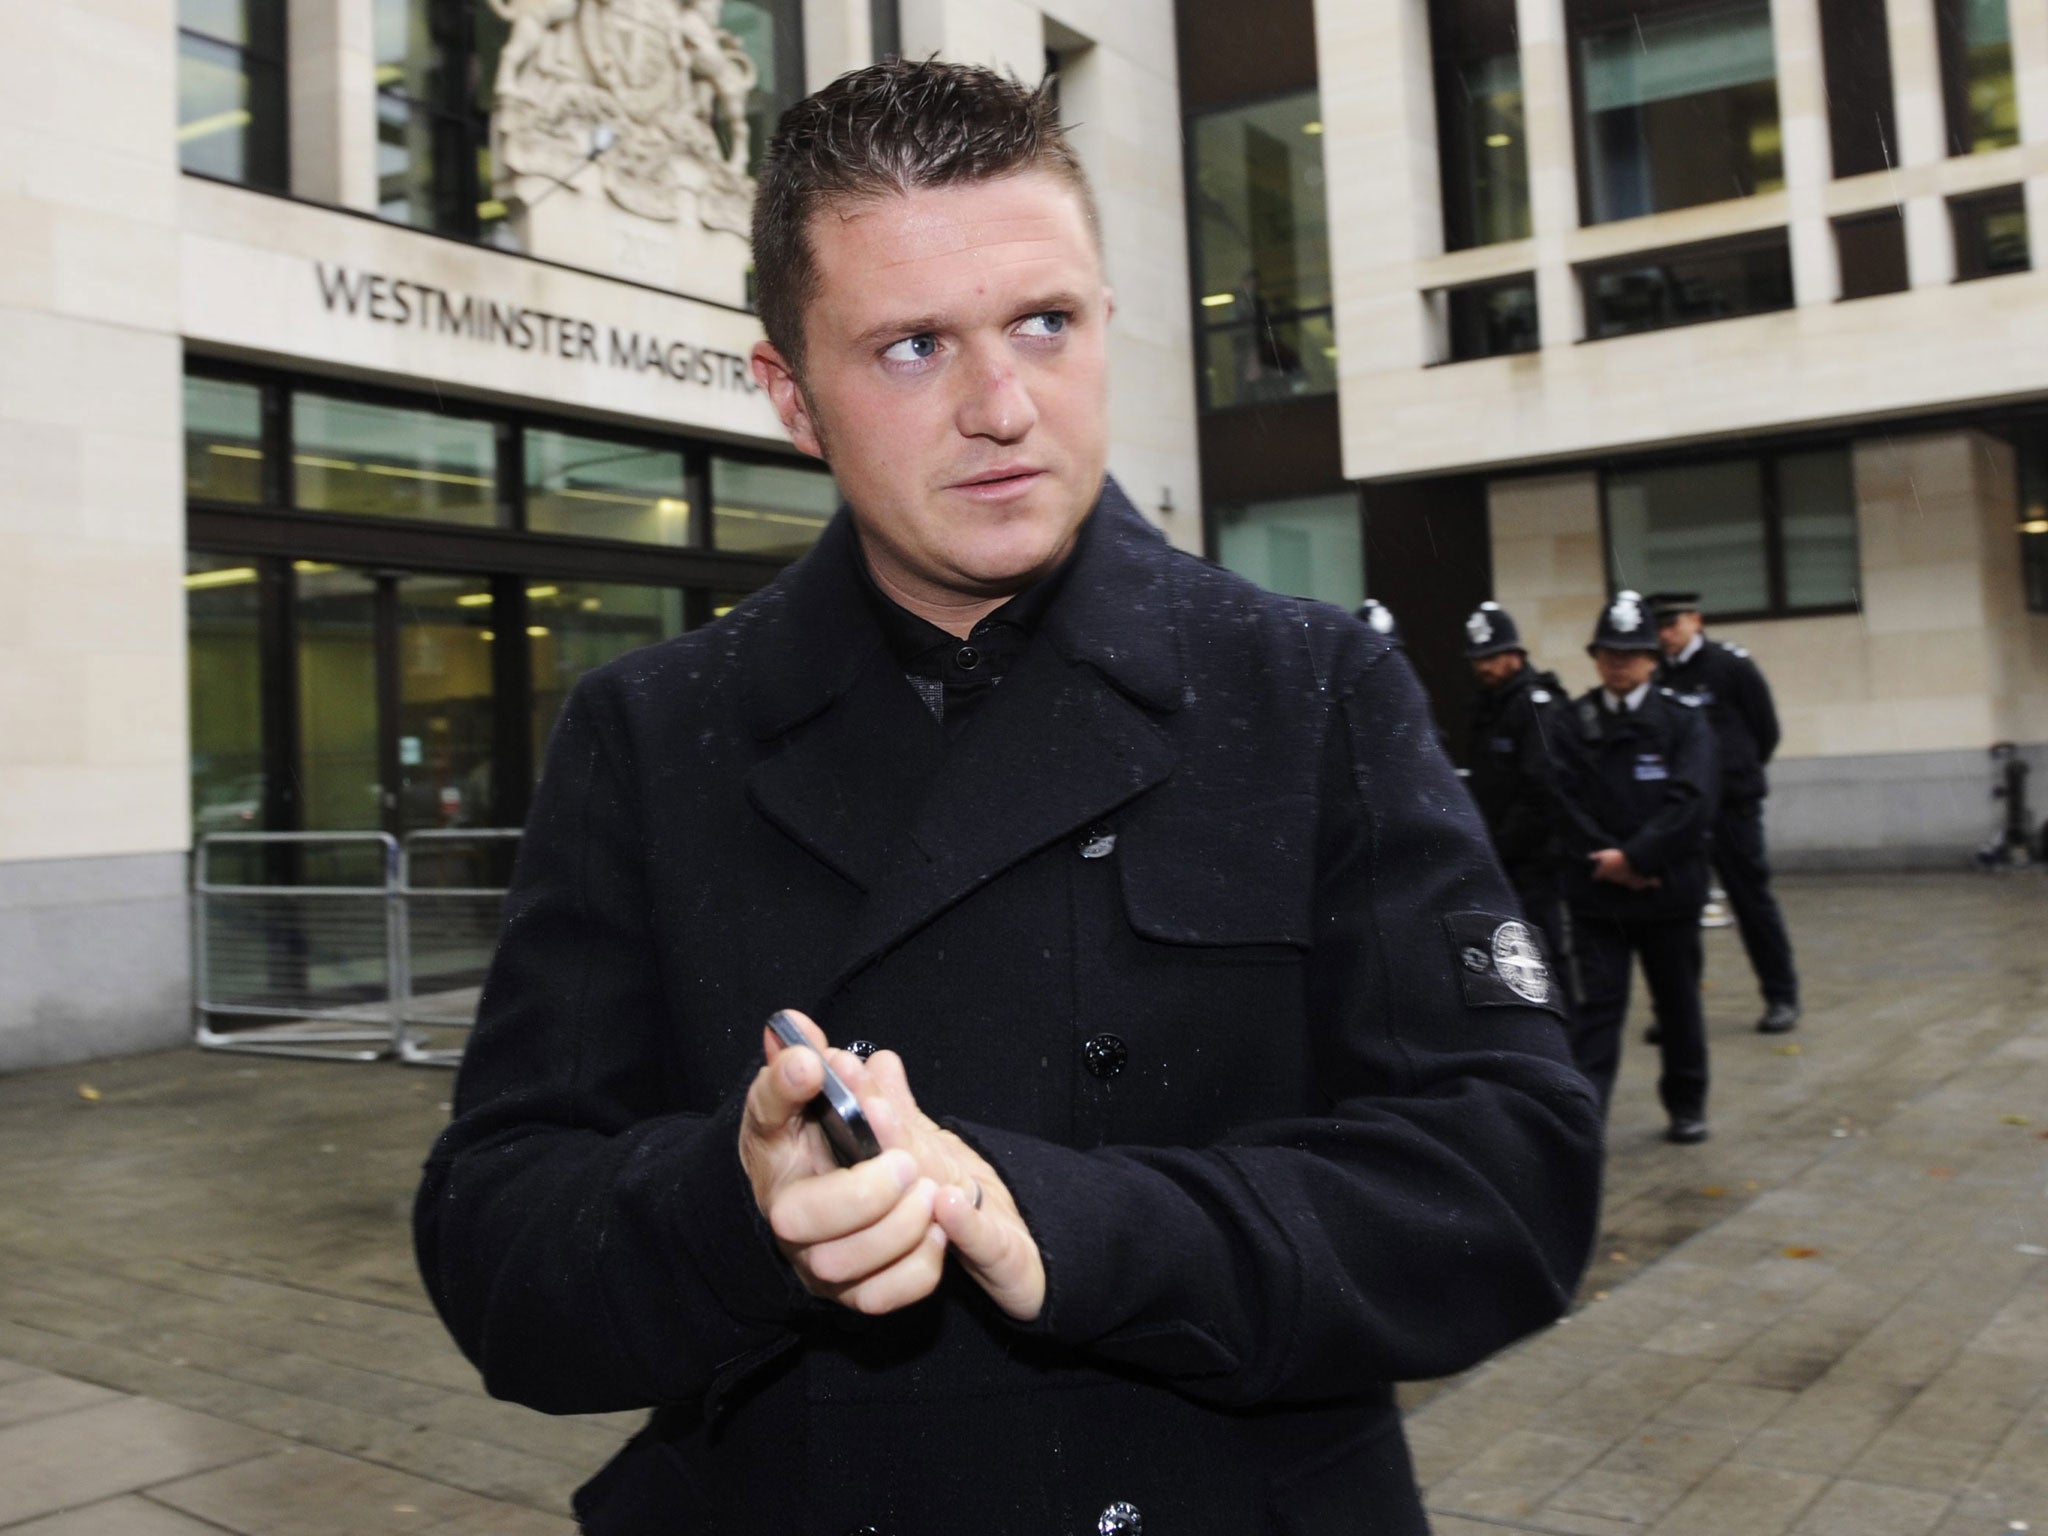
[955,645,981,670]
[1098,1502,1143,1536]
[845,1040,879,1061]
[1078,824,1117,859]
[1082,1033,1127,1078]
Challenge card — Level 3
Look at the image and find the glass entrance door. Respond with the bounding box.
[395,573,498,832]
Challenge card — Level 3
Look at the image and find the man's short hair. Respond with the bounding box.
[751,57,1099,374]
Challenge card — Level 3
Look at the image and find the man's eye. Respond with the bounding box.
[882,334,939,363]
[1016,312,1069,338]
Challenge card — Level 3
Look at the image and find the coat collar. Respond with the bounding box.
[740,475,1185,998]
[741,475,1184,742]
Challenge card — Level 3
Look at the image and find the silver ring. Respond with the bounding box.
[970,1178,984,1210]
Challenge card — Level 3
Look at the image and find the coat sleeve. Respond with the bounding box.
[1618,704,1718,876]
[1733,652,1781,765]
[1491,694,1569,873]
[413,674,811,1417]
[956,648,1603,1405]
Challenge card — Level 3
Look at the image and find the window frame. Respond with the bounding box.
[374,0,500,241]
[1598,438,1863,624]
[1577,227,1796,341]
[177,1,290,191]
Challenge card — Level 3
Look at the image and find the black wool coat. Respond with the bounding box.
[1659,638,1781,805]
[1464,666,1571,897]
[415,481,1603,1536]
[1553,687,1719,922]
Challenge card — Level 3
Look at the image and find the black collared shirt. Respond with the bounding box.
[855,522,1085,731]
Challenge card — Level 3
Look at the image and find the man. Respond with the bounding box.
[1462,602,1572,1001]
[414,60,1599,1536]
[1650,592,1800,1033]
[1553,591,1718,1143]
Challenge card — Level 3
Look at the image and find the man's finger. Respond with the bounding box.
[743,1037,824,1140]
[802,1177,937,1287]
[932,1179,1042,1321]
[835,1222,950,1317]
[769,1147,919,1245]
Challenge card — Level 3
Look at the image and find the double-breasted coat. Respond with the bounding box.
[414,482,1603,1536]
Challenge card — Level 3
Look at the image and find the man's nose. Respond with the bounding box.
[954,346,1037,444]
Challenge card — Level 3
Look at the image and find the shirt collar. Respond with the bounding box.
[853,521,1082,671]
[1675,633,1705,665]
[1603,680,1653,713]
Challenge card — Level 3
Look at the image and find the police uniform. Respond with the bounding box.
[1553,592,1718,1141]
[1356,597,1399,639]
[1462,603,1573,1001]
[1649,593,1800,1033]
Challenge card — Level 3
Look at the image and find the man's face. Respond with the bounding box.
[752,171,1113,612]
[1594,648,1660,696]
[1471,651,1525,689]
[1657,609,1703,657]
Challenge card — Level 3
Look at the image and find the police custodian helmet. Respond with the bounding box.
[1587,590,1663,654]
[1463,601,1525,659]
[1356,598,1400,640]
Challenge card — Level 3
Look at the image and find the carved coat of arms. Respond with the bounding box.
[488,0,758,233]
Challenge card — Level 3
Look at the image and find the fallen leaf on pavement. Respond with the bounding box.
[1928,1167,1958,1178]
[2001,1114,2032,1126]
[76,1084,101,1102]
[1781,1246,1821,1259]
[1699,1185,1726,1198]
[1774,1043,1803,1056]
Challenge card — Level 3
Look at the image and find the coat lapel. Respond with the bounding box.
[816,480,1188,996]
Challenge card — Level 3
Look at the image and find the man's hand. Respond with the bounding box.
[739,1012,947,1316]
[861,1049,1047,1324]
[1589,848,1661,890]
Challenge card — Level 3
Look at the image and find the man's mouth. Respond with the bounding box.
[949,466,1046,501]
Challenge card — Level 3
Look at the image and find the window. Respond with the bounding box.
[1189,91,1336,410]
[1952,186,2030,280]
[1215,492,1364,610]
[186,553,269,835]
[1819,0,1896,179]
[1937,0,2017,156]
[1431,0,1532,249]
[185,375,268,504]
[1835,209,1908,299]
[712,456,838,559]
[292,394,500,526]
[1581,231,1793,339]
[1606,446,1860,618]
[374,0,509,242]
[528,581,689,761]
[719,1,805,179]
[526,430,691,546]
[1436,275,1539,362]
[2018,424,2048,613]
[1573,0,1782,224]
[178,0,287,189]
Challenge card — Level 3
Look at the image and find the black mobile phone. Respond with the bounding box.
[765,1010,881,1167]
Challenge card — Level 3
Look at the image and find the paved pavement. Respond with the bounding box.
[0,873,2042,1534]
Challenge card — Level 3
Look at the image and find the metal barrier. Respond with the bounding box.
[193,828,519,1066]
[396,829,521,1067]
[194,832,402,1061]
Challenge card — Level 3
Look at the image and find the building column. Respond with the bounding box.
[1514,0,1582,347]
[1885,0,1956,286]
[804,0,872,93]
[288,0,378,210]
[1314,0,1441,386]
[1771,0,1840,304]
[2007,0,2048,241]
[897,0,1045,77]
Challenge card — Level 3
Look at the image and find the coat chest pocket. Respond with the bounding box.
[1114,795,1317,962]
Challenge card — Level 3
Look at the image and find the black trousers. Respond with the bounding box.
[1567,908,1707,1121]
[1713,800,1799,1008]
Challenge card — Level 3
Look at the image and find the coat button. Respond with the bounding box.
[955,644,981,670]
[1082,1033,1127,1078]
[1097,1502,1142,1536]
[845,1040,879,1060]
[1078,823,1117,859]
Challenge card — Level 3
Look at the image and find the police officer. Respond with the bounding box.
[1649,592,1800,1034]
[1462,602,1573,999]
[1553,591,1718,1142]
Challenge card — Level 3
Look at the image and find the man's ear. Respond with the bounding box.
[1102,286,1116,325]
[752,341,825,460]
